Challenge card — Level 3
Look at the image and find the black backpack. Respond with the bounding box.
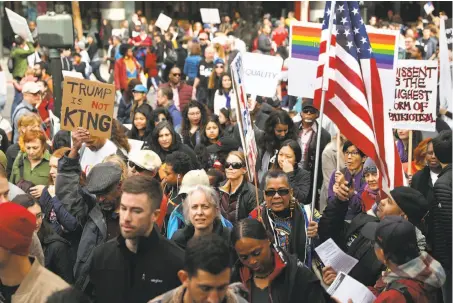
[7,56,14,73]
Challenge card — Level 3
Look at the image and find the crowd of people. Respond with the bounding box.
[0,5,451,303]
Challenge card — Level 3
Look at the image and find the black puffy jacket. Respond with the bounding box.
[431,164,452,274]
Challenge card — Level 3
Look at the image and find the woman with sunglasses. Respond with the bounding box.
[249,170,319,265]
[150,121,199,167]
[218,151,261,224]
[180,101,208,149]
[257,110,298,184]
[231,218,328,303]
[207,58,225,111]
[213,73,237,116]
[127,104,154,145]
[274,139,311,205]
[12,194,74,283]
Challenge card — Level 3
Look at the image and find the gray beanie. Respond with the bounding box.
[363,157,377,174]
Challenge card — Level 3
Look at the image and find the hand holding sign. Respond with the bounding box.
[155,13,172,31]
[61,77,115,139]
[5,8,34,42]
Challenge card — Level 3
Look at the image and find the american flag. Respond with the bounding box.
[313,1,404,192]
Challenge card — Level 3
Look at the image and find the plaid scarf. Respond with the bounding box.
[382,252,446,289]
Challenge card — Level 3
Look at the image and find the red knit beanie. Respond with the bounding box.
[0,203,36,256]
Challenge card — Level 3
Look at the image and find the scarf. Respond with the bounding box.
[225,91,231,109]
[396,139,408,163]
[382,252,446,289]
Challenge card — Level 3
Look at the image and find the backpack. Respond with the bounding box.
[7,56,14,73]
[386,280,439,303]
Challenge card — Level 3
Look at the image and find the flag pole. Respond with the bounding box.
[310,0,336,219]
[407,130,413,176]
[336,129,341,171]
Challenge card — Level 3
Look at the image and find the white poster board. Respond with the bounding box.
[62,70,84,79]
[389,60,438,132]
[128,139,144,154]
[242,52,283,98]
[155,13,172,31]
[424,2,435,15]
[5,8,34,42]
[231,53,258,181]
[200,8,221,24]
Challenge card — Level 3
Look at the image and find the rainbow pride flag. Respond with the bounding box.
[290,25,322,61]
[368,31,398,70]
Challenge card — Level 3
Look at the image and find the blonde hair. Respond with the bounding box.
[18,114,43,151]
[103,154,128,181]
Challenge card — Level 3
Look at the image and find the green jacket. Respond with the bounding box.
[10,150,51,186]
[11,42,35,79]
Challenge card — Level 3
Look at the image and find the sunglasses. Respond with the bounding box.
[224,162,245,169]
[302,108,317,114]
[128,161,146,173]
[264,188,290,197]
[172,73,181,77]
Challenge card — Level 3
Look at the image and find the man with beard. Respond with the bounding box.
[294,99,330,206]
[56,128,124,292]
[89,175,184,303]
[33,61,53,93]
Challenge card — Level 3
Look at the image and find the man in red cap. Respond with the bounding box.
[0,203,68,302]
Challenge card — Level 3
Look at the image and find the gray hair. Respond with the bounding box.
[183,185,221,224]
[264,170,290,189]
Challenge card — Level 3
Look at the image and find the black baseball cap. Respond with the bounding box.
[361,216,418,256]
[302,98,318,112]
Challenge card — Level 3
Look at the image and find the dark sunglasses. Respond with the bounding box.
[264,188,290,197]
[172,73,181,77]
[128,161,146,173]
[302,108,317,114]
[224,162,245,169]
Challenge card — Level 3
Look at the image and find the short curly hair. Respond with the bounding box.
[165,151,194,175]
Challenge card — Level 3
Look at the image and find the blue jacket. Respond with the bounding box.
[40,187,79,235]
[168,104,182,128]
[167,204,233,239]
[184,55,202,80]
[117,97,132,124]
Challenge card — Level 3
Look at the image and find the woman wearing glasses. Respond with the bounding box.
[249,170,319,265]
[218,151,261,224]
[231,218,328,303]
[12,194,74,283]
[327,140,367,220]
[180,101,208,149]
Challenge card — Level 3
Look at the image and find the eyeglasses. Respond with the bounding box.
[345,151,361,157]
[264,188,290,197]
[172,73,181,77]
[225,162,245,169]
[302,108,317,114]
[35,212,45,219]
[128,161,146,173]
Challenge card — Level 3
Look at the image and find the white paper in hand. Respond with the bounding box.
[6,8,34,42]
[315,238,358,274]
[328,272,376,303]
[156,13,172,31]
[424,2,435,15]
[200,8,221,24]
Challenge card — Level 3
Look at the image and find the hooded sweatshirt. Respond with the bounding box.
[370,252,446,303]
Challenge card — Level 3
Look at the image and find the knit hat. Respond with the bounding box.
[0,203,36,256]
[432,130,452,164]
[128,150,162,172]
[390,186,429,225]
[363,158,377,175]
[179,170,210,195]
[85,162,123,195]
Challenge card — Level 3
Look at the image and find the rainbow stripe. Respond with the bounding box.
[368,32,397,70]
[291,25,322,61]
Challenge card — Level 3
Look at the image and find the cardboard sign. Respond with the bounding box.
[200,8,221,24]
[5,8,34,42]
[389,60,438,132]
[243,52,283,97]
[62,70,84,79]
[155,13,172,31]
[61,77,115,138]
[230,53,258,181]
[424,2,435,15]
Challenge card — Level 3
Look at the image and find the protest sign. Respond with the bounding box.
[389,60,438,132]
[242,52,283,97]
[200,8,221,24]
[62,70,84,79]
[61,77,115,138]
[439,18,453,128]
[128,139,144,154]
[230,53,258,181]
[288,22,399,109]
[155,13,172,31]
[424,2,435,15]
[5,8,34,42]
[446,19,452,51]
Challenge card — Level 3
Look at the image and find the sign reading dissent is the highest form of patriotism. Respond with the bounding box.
[61,77,115,139]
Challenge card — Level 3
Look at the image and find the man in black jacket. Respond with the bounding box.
[431,130,452,303]
[89,175,184,303]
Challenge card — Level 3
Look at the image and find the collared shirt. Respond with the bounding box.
[10,150,51,186]
[172,87,180,111]
[299,123,317,167]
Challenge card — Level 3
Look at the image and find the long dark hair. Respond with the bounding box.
[151,121,178,155]
[217,73,233,96]
[259,110,297,154]
[130,105,154,140]
[275,139,302,169]
[124,78,142,105]
[181,101,208,140]
[219,108,231,125]
[111,119,131,153]
[200,115,224,146]
[152,107,174,126]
